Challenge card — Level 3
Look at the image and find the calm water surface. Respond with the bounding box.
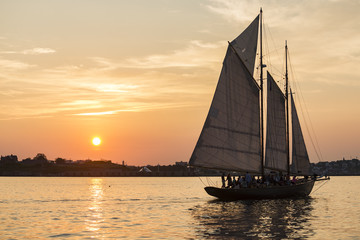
[0,176,359,239]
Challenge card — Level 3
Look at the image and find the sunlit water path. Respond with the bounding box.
[1,176,359,239]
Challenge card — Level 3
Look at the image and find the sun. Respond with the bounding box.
[92,137,101,146]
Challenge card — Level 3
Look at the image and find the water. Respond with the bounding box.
[0,176,359,239]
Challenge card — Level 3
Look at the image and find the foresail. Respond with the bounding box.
[265,72,287,172]
[291,91,312,175]
[230,15,259,76]
[189,45,261,173]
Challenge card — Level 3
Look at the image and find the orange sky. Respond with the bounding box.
[0,0,359,165]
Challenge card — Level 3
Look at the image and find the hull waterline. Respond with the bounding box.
[205,180,315,200]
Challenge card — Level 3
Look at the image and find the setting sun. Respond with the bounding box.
[92,137,101,146]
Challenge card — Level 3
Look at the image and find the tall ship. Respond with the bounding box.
[189,9,328,200]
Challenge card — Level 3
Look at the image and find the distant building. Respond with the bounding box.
[0,155,18,164]
[175,161,188,167]
[311,158,360,176]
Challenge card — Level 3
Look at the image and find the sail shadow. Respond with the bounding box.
[190,197,315,239]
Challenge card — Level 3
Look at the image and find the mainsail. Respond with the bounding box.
[189,16,261,173]
[291,91,312,175]
[265,72,287,172]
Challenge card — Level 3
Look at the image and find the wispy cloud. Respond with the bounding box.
[73,110,134,116]
[22,48,56,55]
[0,58,35,70]
[72,102,199,116]
[205,0,259,22]
[96,83,138,93]
[86,40,224,72]
[60,100,101,106]
[0,48,56,55]
[116,40,224,69]
[0,39,236,120]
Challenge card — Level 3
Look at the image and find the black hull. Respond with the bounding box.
[205,181,315,200]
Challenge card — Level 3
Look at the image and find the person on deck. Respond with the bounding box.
[226,174,233,188]
[275,173,280,185]
[245,172,252,187]
[285,174,291,185]
[233,176,240,189]
[264,174,270,187]
[221,173,226,188]
[241,176,247,188]
[232,176,237,188]
[237,176,242,186]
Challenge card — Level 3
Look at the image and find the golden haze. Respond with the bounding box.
[0,1,359,164]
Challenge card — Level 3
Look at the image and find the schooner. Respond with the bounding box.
[189,9,326,200]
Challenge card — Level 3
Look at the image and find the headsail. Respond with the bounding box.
[265,72,287,172]
[230,15,259,75]
[189,44,261,173]
[291,90,312,175]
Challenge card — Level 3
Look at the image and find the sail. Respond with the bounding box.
[230,15,259,75]
[291,91,312,175]
[265,72,287,172]
[189,44,261,173]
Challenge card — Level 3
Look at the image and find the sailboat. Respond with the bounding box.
[189,9,328,200]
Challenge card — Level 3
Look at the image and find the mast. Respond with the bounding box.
[285,40,290,175]
[260,8,264,176]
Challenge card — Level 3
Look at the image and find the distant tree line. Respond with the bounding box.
[1,153,359,176]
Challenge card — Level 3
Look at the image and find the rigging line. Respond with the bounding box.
[263,23,273,76]
[206,177,212,186]
[265,61,283,75]
[288,51,324,162]
[287,51,320,160]
[262,21,285,90]
[311,179,329,195]
[264,21,282,60]
[263,47,284,57]
[207,177,217,187]
[289,50,323,161]
[198,176,207,187]
[263,21,282,70]
[267,66,284,79]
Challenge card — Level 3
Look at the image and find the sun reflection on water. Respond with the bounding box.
[86,178,104,237]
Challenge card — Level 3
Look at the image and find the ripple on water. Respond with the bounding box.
[0,176,359,239]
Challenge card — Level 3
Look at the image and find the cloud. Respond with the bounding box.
[96,83,138,93]
[81,40,224,75]
[0,47,56,56]
[0,51,17,54]
[205,0,259,22]
[22,48,56,55]
[116,40,224,69]
[72,102,198,116]
[0,39,226,120]
[73,110,133,116]
[90,57,118,71]
[60,100,101,106]
[0,58,35,70]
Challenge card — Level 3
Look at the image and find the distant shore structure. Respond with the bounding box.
[0,154,359,176]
